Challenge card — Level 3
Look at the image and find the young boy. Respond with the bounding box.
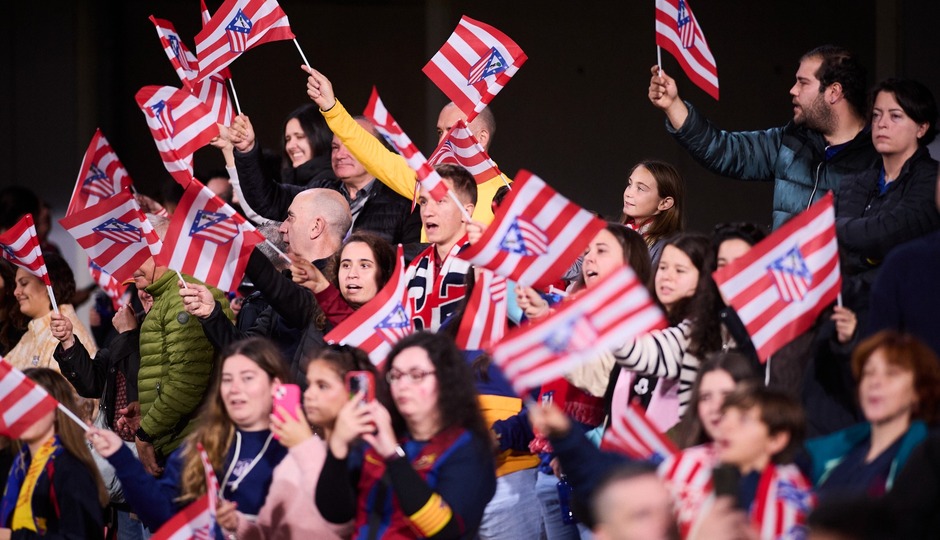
[406,163,477,332]
[714,384,815,539]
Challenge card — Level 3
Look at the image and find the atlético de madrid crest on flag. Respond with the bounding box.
[498,217,548,256]
[467,47,508,85]
[93,219,142,244]
[767,247,813,303]
[189,210,238,245]
[226,9,253,53]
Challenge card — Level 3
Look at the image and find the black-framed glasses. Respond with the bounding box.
[386,369,437,385]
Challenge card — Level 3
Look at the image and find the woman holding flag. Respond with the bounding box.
[0,368,108,538]
[86,337,289,537]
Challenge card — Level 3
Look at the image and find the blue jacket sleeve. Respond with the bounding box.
[549,424,631,498]
[106,444,184,531]
[492,408,535,452]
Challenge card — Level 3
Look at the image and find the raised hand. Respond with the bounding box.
[302,65,337,111]
[178,281,217,319]
[229,114,256,153]
[50,312,75,350]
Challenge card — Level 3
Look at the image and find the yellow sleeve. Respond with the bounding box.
[473,174,511,225]
[321,99,418,200]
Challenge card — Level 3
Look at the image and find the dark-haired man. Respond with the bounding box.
[649,45,879,229]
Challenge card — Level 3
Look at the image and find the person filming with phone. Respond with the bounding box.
[316,332,497,539]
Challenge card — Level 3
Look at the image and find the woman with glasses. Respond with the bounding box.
[316,332,497,539]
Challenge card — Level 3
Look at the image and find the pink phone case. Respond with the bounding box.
[272,384,301,423]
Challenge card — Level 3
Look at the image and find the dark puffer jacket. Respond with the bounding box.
[668,102,880,229]
[235,143,421,245]
[139,271,231,457]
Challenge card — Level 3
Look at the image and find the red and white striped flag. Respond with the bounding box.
[156,179,265,293]
[427,119,502,185]
[0,214,50,286]
[601,402,678,462]
[194,74,234,128]
[197,442,220,538]
[362,87,450,202]
[135,85,219,186]
[150,16,200,91]
[713,193,840,362]
[655,0,719,100]
[325,246,412,366]
[67,129,134,216]
[423,16,527,123]
[458,170,605,289]
[200,0,233,80]
[455,269,508,350]
[87,260,130,311]
[151,494,212,540]
[491,265,666,394]
[752,464,814,539]
[658,446,716,538]
[194,0,294,82]
[58,190,162,284]
[0,358,59,439]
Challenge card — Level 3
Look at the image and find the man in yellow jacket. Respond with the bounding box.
[301,65,509,240]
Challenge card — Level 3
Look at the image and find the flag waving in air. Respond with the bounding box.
[601,402,678,462]
[455,269,508,350]
[195,0,295,82]
[156,179,264,293]
[427,119,502,185]
[423,16,527,123]
[87,260,130,311]
[458,171,605,289]
[655,0,719,100]
[67,129,134,216]
[150,494,212,540]
[363,88,451,203]
[324,246,412,366]
[0,214,50,286]
[0,358,59,439]
[200,0,233,79]
[713,193,840,361]
[135,85,219,186]
[150,16,200,90]
[58,190,162,284]
[491,265,666,395]
[197,443,220,538]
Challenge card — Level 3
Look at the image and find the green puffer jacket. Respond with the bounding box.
[139,271,232,457]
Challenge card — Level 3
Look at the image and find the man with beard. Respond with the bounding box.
[648,45,878,229]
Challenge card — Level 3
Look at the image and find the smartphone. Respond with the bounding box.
[272,384,301,423]
[345,371,375,404]
[712,464,742,509]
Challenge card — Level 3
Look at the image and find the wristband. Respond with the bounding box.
[136,427,153,443]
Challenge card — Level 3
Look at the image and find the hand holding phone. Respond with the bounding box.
[345,371,375,404]
[712,464,742,509]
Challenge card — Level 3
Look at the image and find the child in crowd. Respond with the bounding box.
[620,160,685,265]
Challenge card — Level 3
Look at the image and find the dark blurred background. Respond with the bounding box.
[2,0,937,239]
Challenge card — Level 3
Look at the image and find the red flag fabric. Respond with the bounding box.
[150,16,200,91]
[752,464,815,539]
[156,179,264,293]
[658,446,716,538]
[458,170,605,289]
[67,129,134,216]
[87,260,130,311]
[151,494,212,540]
[600,402,678,462]
[713,193,840,362]
[194,0,294,82]
[455,269,508,350]
[325,246,412,366]
[135,85,220,186]
[362,87,450,202]
[196,443,220,537]
[0,214,50,286]
[423,16,527,123]
[655,0,719,100]
[194,74,234,128]
[427,119,502,185]
[200,0,233,79]
[0,358,59,439]
[490,265,666,394]
[58,190,163,284]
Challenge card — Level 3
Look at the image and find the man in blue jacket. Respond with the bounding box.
[648,45,879,229]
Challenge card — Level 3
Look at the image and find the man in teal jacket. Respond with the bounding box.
[649,45,879,229]
[130,217,232,476]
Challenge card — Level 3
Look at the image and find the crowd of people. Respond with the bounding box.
[0,42,938,539]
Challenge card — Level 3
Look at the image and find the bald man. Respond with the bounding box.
[303,65,510,233]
